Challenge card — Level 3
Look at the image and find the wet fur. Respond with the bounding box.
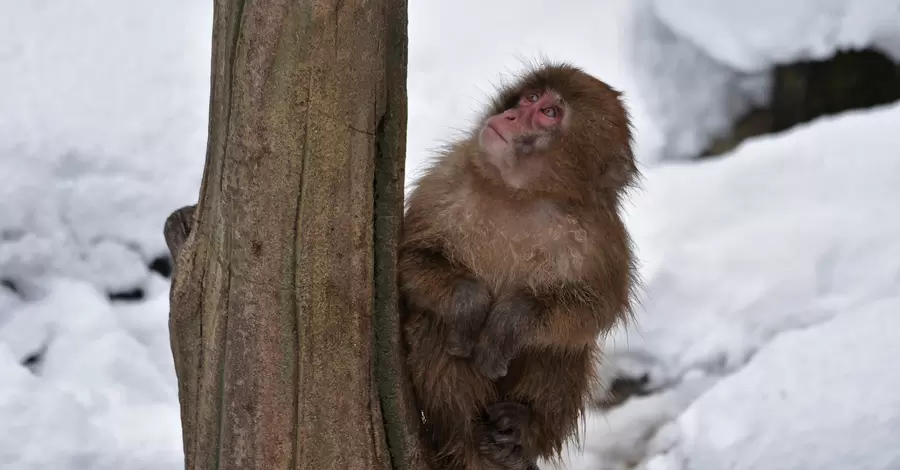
[400,62,639,470]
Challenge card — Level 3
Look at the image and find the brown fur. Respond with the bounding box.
[400,62,639,470]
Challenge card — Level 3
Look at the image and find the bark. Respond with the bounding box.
[163,1,430,469]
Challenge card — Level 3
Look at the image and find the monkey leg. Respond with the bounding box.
[492,347,596,462]
[404,311,505,470]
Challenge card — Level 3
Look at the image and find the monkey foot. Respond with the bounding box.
[478,401,535,470]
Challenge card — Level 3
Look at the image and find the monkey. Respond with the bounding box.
[399,62,639,470]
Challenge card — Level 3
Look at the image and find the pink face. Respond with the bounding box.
[478,90,565,159]
[477,90,566,188]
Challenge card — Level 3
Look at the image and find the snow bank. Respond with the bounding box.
[653,0,900,72]
[0,276,182,469]
[0,0,212,292]
[539,101,900,468]
[644,295,900,470]
[629,0,900,161]
[628,0,769,161]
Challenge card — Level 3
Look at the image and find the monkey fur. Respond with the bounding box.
[400,62,639,470]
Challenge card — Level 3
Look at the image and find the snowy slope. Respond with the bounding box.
[0,0,213,293]
[3,0,900,469]
[645,295,900,470]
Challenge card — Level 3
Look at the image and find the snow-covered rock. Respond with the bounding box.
[653,0,900,72]
[629,0,900,161]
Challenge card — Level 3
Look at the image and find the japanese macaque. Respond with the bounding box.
[399,62,639,470]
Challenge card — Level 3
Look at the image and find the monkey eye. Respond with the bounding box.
[525,92,540,103]
[542,107,559,119]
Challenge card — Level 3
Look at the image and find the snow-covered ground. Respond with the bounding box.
[2,0,899,469]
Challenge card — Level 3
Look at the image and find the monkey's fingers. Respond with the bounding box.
[443,277,493,357]
[472,342,511,380]
[446,333,475,358]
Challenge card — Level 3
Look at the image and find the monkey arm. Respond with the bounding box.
[472,283,615,379]
[398,244,494,357]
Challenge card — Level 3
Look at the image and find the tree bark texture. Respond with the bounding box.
[163,1,429,469]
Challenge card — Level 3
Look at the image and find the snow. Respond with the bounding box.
[0,276,182,469]
[652,0,900,72]
[630,0,900,161]
[605,101,900,391]
[0,0,213,293]
[629,0,770,161]
[3,0,900,469]
[644,295,900,470]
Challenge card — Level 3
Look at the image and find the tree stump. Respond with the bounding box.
[163,1,430,469]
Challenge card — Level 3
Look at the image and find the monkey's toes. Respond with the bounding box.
[477,424,525,468]
[477,403,536,469]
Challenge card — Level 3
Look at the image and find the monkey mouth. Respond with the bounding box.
[486,123,509,143]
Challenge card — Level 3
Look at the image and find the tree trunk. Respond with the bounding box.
[163,1,430,469]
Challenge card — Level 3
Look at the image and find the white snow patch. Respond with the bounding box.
[542,376,714,470]
[0,0,213,292]
[644,295,900,470]
[652,0,900,72]
[0,278,182,469]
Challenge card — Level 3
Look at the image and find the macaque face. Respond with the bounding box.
[479,89,566,157]
[476,89,568,189]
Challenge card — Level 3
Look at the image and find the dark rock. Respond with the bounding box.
[148,255,173,278]
[704,48,900,158]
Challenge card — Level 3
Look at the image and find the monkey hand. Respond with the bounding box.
[472,292,538,379]
[443,277,493,358]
